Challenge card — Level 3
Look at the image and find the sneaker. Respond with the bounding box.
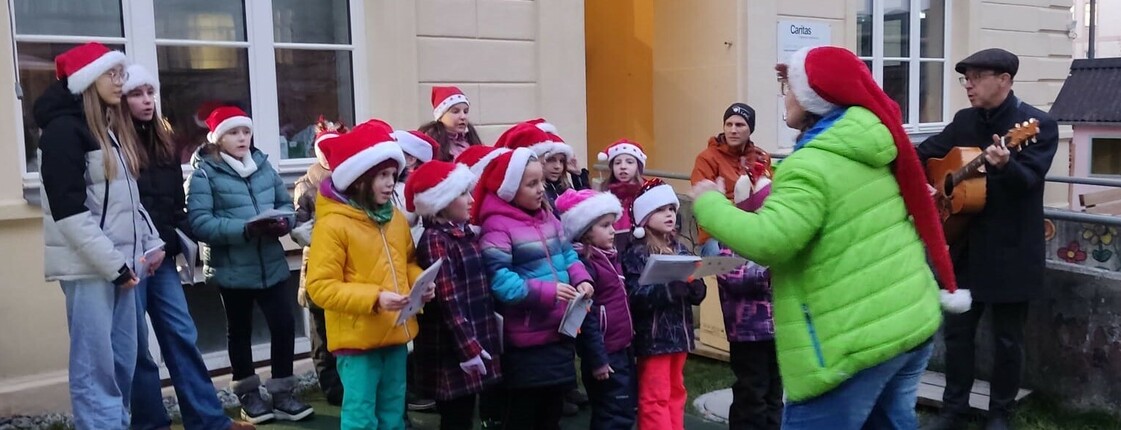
[565,388,590,406]
[237,391,274,424]
[562,401,579,416]
[273,391,315,421]
[407,392,436,411]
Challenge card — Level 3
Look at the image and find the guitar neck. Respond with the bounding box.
[949,152,989,186]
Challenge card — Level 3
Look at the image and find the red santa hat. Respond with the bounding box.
[432,86,470,121]
[470,147,538,221]
[54,42,127,95]
[630,178,680,239]
[555,189,623,242]
[391,129,440,163]
[194,100,224,128]
[597,139,648,166]
[495,119,574,160]
[318,124,404,191]
[205,106,253,144]
[403,161,477,216]
[455,145,511,176]
[122,64,159,94]
[781,45,968,313]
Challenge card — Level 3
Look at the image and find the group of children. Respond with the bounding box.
[37,38,777,430]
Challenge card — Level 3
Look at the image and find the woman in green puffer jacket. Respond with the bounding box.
[691,46,971,429]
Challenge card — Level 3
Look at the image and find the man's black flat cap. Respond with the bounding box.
[955,48,1019,77]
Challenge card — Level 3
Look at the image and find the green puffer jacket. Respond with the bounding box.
[694,106,941,402]
[186,146,294,289]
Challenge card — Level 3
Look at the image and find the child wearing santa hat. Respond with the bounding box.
[36,42,164,429]
[474,148,595,428]
[597,139,649,236]
[555,189,637,429]
[419,86,484,161]
[403,161,504,430]
[391,128,441,243]
[619,179,706,430]
[495,119,591,218]
[691,45,965,429]
[186,106,311,424]
[455,145,510,177]
[305,125,436,429]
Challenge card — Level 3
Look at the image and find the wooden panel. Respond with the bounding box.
[1080,188,1121,207]
[1087,200,1121,215]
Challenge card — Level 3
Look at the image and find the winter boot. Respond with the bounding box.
[232,375,274,424]
[266,376,314,421]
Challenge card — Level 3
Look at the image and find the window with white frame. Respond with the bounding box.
[857,0,950,132]
[12,0,361,176]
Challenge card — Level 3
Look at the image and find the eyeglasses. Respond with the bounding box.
[105,67,128,84]
[957,72,997,87]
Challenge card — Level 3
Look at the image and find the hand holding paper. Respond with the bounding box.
[377,292,409,312]
[556,283,579,302]
[394,259,444,326]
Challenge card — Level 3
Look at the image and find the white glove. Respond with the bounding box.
[459,349,493,376]
[290,220,314,247]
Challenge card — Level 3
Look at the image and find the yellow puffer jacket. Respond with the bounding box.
[306,185,423,352]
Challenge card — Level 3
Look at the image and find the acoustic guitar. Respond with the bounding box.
[925,119,1040,243]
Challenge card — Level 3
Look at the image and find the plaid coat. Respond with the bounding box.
[414,221,503,400]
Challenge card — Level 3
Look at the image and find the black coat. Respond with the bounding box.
[917,91,1058,303]
[134,120,188,257]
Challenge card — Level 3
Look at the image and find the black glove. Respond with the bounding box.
[245,219,278,238]
[264,218,291,237]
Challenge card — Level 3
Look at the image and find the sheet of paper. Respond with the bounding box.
[494,312,504,353]
[637,254,702,285]
[248,208,295,224]
[174,228,198,284]
[136,245,165,280]
[692,255,749,279]
[395,258,443,326]
[557,290,593,338]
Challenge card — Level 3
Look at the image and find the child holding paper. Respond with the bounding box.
[186,106,311,423]
[555,189,637,430]
[305,124,436,429]
[619,179,706,430]
[475,147,595,429]
[404,160,503,430]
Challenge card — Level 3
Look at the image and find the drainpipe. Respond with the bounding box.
[1089,0,1097,59]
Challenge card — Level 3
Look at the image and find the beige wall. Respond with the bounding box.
[0,0,589,415]
[365,0,588,163]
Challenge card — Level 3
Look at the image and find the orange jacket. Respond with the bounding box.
[691,134,771,242]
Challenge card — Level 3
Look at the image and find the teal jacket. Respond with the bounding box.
[693,107,941,401]
[186,146,294,289]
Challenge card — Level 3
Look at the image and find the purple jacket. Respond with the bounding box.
[574,244,633,369]
[478,194,593,349]
[716,247,774,342]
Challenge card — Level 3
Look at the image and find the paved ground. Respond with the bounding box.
[177,390,726,430]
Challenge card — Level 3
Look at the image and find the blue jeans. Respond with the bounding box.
[782,339,934,430]
[700,238,721,257]
[60,277,137,430]
[131,260,230,430]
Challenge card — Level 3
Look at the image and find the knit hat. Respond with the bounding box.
[319,124,405,191]
[455,145,511,176]
[556,189,623,242]
[313,116,349,159]
[205,106,253,144]
[54,42,127,95]
[403,161,477,216]
[495,119,575,160]
[597,138,648,166]
[391,129,440,163]
[122,64,159,94]
[724,103,756,132]
[432,86,469,121]
[631,178,680,239]
[470,147,538,221]
[780,45,968,313]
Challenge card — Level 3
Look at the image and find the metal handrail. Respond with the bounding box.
[593,164,1121,226]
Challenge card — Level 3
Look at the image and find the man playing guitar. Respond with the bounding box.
[918,48,1058,430]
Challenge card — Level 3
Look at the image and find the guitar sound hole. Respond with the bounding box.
[942,175,954,197]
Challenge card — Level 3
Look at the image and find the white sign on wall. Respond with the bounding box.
[776,20,831,149]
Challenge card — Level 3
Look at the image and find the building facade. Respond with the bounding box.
[0,0,1073,415]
